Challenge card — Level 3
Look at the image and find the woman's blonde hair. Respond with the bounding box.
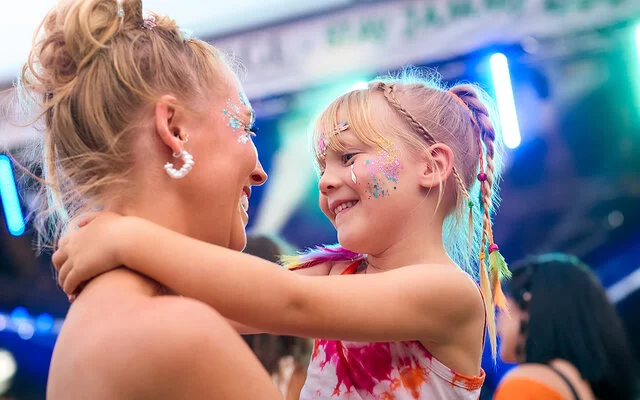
[16,0,231,250]
[313,69,508,357]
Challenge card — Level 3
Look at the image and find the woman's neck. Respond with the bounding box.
[106,190,231,248]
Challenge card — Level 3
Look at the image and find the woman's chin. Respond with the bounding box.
[229,228,247,252]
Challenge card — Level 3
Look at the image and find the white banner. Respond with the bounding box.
[213,0,640,98]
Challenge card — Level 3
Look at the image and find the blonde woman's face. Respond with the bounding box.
[183,69,267,250]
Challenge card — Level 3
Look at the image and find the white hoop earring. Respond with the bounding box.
[164,150,194,179]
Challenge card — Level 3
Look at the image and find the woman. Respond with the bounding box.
[495,253,639,400]
[19,0,280,398]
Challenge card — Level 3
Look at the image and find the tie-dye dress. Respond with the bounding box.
[299,261,486,400]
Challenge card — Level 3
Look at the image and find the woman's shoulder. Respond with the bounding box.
[502,363,562,381]
[124,295,238,351]
[84,297,238,381]
[50,295,238,398]
[496,362,590,400]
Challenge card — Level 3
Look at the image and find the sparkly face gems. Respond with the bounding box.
[222,98,255,144]
[318,137,327,159]
[222,99,241,132]
[238,91,249,106]
[335,120,349,133]
[318,121,349,161]
[237,132,251,144]
[364,145,402,199]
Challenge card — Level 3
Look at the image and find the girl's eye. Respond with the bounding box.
[341,153,357,164]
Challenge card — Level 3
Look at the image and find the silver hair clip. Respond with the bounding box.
[335,120,349,134]
[116,0,124,18]
[142,14,156,30]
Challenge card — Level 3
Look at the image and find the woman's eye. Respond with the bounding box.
[246,125,258,137]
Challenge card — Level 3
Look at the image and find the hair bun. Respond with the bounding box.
[25,0,143,98]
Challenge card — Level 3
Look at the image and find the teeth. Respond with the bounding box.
[333,201,357,215]
[240,194,249,212]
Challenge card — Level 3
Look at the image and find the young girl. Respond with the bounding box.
[54,73,510,399]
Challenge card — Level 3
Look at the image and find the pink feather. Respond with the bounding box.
[281,244,363,271]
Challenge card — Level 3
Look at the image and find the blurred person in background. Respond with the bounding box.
[243,234,312,400]
[494,253,639,400]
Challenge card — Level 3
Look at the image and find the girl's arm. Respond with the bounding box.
[226,262,335,334]
[58,214,482,343]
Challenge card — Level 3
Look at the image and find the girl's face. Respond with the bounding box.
[317,127,429,255]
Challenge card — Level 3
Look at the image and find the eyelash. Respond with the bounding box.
[341,153,357,164]
[317,153,357,176]
[245,125,258,137]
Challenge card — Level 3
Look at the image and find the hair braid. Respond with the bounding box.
[375,81,472,203]
[450,84,509,359]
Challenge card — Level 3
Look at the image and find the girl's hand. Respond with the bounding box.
[52,211,130,297]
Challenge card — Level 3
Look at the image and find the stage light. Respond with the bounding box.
[0,349,17,395]
[489,53,521,149]
[17,322,34,340]
[634,23,640,116]
[635,24,640,70]
[0,155,25,236]
[9,307,29,322]
[35,313,54,333]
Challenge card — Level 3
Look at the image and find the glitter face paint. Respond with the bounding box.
[222,98,254,144]
[364,145,402,199]
[351,164,357,184]
[318,137,327,159]
[238,91,249,106]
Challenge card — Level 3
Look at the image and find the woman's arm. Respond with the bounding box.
[58,214,482,343]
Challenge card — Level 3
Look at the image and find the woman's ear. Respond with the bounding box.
[418,143,455,189]
[154,95,186,155]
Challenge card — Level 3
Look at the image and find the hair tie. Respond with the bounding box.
[447,91,478,127]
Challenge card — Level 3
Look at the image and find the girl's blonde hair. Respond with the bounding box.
[312,69,508,357]
[16,0,231,250]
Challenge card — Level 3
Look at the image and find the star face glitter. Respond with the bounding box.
[238,91,249,106]
[318,121,349,160]
[318,137,327,159]
[222,98,255,144]
[364,145,402,199]
[335,120,349,134]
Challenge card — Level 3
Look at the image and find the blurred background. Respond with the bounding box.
[1,0,639,398]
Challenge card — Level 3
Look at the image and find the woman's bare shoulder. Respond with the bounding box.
[501,362,590,400]
[51,296,278,399]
